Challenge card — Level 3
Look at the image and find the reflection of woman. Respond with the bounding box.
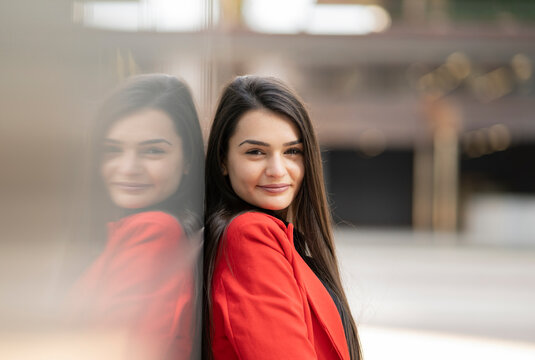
[203,76,362,360]
[70,74,203,359]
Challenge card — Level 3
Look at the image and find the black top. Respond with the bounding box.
[293,228,354,357]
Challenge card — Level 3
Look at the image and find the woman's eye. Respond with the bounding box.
[143,147,166,155]
[245,149,264,155]
[286,147,303,155]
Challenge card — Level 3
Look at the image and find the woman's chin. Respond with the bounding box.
[112,200,152,210]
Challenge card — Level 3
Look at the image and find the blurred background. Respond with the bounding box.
[1,0,534,359]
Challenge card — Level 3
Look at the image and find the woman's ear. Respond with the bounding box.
[221,162,228,176]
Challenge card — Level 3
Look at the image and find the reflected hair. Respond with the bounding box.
[203,75,361,360]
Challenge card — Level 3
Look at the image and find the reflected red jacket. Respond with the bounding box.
[70,211,196,359]
[211,212,350,360]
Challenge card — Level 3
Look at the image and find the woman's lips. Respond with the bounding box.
[257,184,290,193]
[112,182,151,191]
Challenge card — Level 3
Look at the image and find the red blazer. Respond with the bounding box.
[211,212,350,360]
[70,211,197,359]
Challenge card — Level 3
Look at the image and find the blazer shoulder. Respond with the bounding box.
[122,211,182,231]
[111,211,184,247]
[226,211,287,236]
[223,212,294,256]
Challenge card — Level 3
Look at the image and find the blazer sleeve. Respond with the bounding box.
[213,213,318,360]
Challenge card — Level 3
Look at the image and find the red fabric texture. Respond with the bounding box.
[211,212,350,360]
[70,211,196,359]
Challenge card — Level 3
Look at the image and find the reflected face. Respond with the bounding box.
[224,109,304,211]
[100,109,184,209]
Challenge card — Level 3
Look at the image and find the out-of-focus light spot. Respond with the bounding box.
[488,124,511,151]
[511,53,532,81]
[415,53,471,95]
[242,0,312,34]
[472,68,512,103]
[242,1,391,35]
[418,61,464,95]
[434,65,459,92]
[151,0,205,32]
[463,129,490,158]
[446,52,471,80]
[307,4,391,35]
[462,133,478,158]
[472,76,491,102]
[369,5,392,33]
[77,0,213,32]
[463,125,510,158]
[358,128,386,157]
[418,73,435,92]
[81,1,141,31]
[474,129,491,156]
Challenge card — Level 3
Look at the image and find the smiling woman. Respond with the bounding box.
[203,76,362,360]
[100,108,185,210]
[68,74,204,360]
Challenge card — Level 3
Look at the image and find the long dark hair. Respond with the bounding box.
[90,74,204,237]
[203,75,361,360]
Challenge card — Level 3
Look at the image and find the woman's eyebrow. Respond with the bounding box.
[139,139,172,146]
[104,138,172,145]
[239,139,269,147]
[238,139,302,147]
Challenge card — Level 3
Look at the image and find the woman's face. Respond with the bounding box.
[100,108,184,209]
[224,109,305,212]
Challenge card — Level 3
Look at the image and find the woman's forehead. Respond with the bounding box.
[106,109,180,142]
[231,109,301,144]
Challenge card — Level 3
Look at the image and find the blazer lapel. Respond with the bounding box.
[286,225,350,360]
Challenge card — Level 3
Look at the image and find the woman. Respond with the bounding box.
[203,76,362,360]
[70,74,204,359]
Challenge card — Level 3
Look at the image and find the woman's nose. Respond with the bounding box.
[118,151,143,175]
[265,155,285,178]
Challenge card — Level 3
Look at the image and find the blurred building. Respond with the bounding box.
[2,0,535,247]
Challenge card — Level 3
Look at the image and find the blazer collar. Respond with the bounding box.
[286,224,350,360]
